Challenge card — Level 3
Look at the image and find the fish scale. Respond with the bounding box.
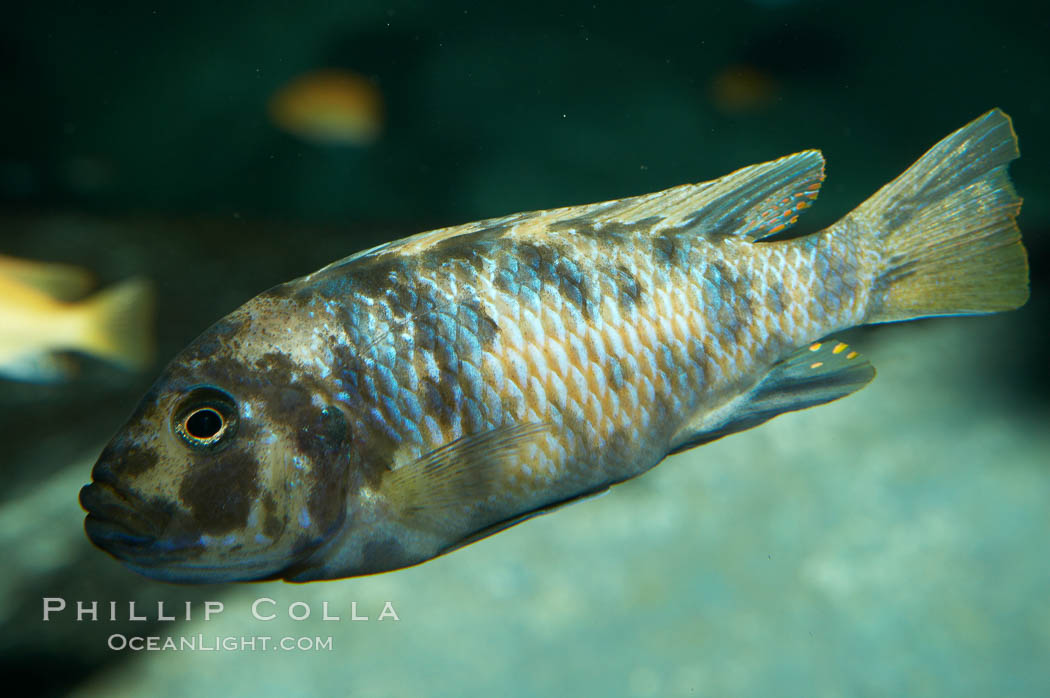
[80,109,1028,582]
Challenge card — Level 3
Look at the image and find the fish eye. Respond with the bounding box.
[173,386,238,450]
[185,408,223,439]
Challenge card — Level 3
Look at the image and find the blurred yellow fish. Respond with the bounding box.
[0,254,154,381]
[268,70,383,146]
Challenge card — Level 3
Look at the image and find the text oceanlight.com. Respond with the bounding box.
[107,634,334,652]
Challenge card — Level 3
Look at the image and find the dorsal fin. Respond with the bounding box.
[535,149,824,242]
[672,149,825,241]
[323,149,826,272]
[535,149,826,242]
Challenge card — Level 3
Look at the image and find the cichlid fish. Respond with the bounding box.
[0,255,154,382]
[81,110,1028,582]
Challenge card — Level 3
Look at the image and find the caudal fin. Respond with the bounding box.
[833,109,1028,323]
[77,278,155,370]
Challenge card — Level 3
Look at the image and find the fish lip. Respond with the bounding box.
[83,512,157,548]
[80,481,161,548]
[82,505,203,563]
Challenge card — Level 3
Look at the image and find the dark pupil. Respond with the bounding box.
[186,408,223,439]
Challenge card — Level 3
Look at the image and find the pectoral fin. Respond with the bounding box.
[384,422,550,526]
[669,340,875,454]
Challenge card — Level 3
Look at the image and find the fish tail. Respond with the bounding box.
[833,108,1028,323]
[76,278,155,370]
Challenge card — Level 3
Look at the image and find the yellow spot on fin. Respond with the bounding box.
[833,342,848,354]
[668,339,874,455]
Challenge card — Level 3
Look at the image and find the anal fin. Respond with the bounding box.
[669,340,875,454]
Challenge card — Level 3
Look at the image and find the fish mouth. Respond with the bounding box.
[80,481,161,553]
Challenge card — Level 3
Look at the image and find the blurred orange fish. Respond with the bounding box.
[0,254,154,382]
[710,64,778,114]
[268,70,384,146]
